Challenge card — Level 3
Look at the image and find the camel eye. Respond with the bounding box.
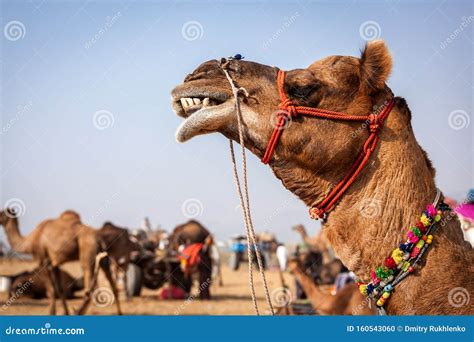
[289,84,319,99]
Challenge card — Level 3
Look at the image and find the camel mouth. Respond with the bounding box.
[171,88,234,143]
[173,96,224,118]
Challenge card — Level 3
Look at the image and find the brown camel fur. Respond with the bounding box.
[0,209,122,315]
[287,259,375,315]
[171,40,473,314]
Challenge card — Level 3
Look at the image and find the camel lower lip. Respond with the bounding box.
[174,101,234,143]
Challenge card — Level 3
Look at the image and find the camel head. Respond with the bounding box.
[0,208,18,225]
[172,40,393,206]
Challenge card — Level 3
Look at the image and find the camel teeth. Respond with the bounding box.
[185,98,194,107]
[180,98,188,108]
[203,97,210,107]
[193,98,201,105]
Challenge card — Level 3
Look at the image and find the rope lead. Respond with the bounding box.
[220,58,274,316]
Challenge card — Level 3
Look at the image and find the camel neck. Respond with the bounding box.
[271,100,471,313]
[3,217,30,254]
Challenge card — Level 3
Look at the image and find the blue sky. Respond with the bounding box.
[1,0,472,244]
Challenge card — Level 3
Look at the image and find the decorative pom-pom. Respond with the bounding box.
[391,248,404,264]
[376,267,393,280]
[412,227,422,237]
[426,204,437,217]
[359,284,367,295]
[420,214,431,227]
[415,221,425,230]
[384,256,397,269]
[366,283,374,295]
[407,231,419,243]
[371,271,380,284]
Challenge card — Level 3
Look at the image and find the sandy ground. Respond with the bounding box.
[0,258,297,315]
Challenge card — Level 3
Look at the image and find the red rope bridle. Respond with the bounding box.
[261,69,395,220]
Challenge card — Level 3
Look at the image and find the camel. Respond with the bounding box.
[98,222,141,298]
[7,267,84,300]
[168,220,213,299]
[171,40,474,314]
[293,224,332,263]
[293,224,346,284]
[0,208,122,315]
[287,259,374,315]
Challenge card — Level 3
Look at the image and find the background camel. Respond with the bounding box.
[171,40,473,314]
[7,267,83,300]
[293,224,346,284]
[98,222,140,298]
[168,220,213,299]
[0,208,122,315]
[287,259,374,315]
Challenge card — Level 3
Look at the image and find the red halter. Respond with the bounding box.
[261,69,395,220]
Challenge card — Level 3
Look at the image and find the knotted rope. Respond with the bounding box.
[263,69,395,220]
[220,58,274,315]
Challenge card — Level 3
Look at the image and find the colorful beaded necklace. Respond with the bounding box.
[356,189,451,314]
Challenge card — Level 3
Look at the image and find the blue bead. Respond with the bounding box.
[384,285,393,292]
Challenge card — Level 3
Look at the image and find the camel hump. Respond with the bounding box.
[59,210,81,222]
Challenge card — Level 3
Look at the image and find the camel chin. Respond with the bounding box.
[174,101,234,142]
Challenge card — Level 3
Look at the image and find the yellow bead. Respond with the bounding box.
[382,292,390,299]
[359,285,367,295]
[416,240,425,249]
[376,299,384,306]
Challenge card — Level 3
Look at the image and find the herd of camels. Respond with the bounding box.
[1,39,472,316]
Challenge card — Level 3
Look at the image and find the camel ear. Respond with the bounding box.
[360,39,392,92]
